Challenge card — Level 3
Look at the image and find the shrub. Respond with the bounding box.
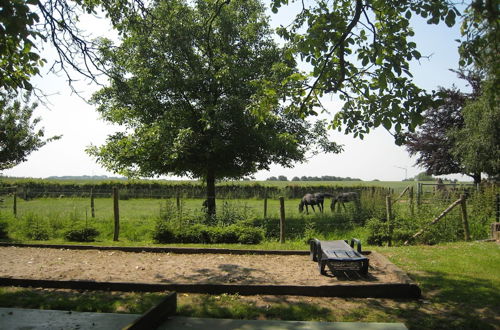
[23,213,50,241]
[152,222,263,244]
[0,221,8,239]
[175,224,210,243]
[366,218,390,246]
[234,226,264,244]
[152,223,176,243]
[209,226,239,243]
[26,226,50,241]
[64,227,100,242]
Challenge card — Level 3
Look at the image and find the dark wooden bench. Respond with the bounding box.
[310,238,369,276]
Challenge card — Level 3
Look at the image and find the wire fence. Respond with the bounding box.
[0,183,498,243]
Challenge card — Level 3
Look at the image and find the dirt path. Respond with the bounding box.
[0,247,401,285]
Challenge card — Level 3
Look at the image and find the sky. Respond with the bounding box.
[3,2,472,182]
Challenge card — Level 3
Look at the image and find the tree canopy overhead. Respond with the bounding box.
[88,0,341,215]
[270,0,462,140]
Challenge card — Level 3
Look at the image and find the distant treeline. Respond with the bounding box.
[267,175,362,182]
[46,175,127,181]
[0,179,387,200]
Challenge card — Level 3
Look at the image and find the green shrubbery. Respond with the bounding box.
[64,227,100,242]
[0,220,8,239]
[153,223,264,244]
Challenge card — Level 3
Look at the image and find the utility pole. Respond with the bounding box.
[395,166,408,180]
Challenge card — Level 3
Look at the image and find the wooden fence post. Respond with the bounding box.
[460,194,470,241]
[496,193,500,222]
[417,183,422,207]
[90,188,95,218]
[113,187,120,241]
[279,197,285,244]
[386,195,393,247]
[263,188,268,218]
[13,190,17,218]
[176,193,181,212]
[409,186,414,217]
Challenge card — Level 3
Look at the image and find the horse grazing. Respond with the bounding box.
[330,192,360,212]
[299,192,334,214]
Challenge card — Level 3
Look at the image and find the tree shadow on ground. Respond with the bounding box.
[0,287,164,314]
[177,293,332,321]
[157,263,276,285]
[364,270,499,330]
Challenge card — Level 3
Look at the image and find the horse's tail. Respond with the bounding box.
[299,201,304,213]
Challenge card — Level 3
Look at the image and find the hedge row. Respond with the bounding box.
[153,223,264,244]
[1,180,390,200]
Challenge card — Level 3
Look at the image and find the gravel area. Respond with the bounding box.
[0,247,401,285]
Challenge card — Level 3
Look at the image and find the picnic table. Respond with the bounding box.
[310,238,369,276]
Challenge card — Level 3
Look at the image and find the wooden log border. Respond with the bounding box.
[0,277,420,299]
[0,244,421,298]
[124,292,177,330]
[0,242,309,256]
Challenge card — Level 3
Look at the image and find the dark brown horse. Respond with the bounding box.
[330,192,360,212]
[299,192,334,214]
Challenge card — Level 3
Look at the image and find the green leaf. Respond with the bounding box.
[445,10,456,27]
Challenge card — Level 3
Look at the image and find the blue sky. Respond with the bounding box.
[3,2,471,181]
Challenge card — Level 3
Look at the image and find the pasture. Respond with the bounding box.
[0,179,496,246]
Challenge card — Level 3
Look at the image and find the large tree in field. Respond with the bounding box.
[452,1,499,181]
[87,0,341,216]
[404,85,468,179]
[405,69,499,183]
[0,92,60,171]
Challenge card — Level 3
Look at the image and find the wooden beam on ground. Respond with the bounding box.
[0,275,421,299]
[123,292,176,330]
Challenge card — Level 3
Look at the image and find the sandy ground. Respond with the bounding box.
[0,247,401,285]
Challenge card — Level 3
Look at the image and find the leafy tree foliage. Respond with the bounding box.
[0,0,147,94]
[405,70,498,183]
[405,84,468,179]
[0,92,60,171]
[450,79,499,181]
[453,1,499,181]
[270,0,461,140]
[87,0,341,215]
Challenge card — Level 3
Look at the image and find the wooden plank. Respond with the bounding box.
[0,242,310,256]
[0,277,421,299]
[123,292,176,330]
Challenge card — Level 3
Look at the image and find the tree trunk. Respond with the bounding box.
[206,169,216,218]
[469,172,481,184]
[473,173,481,184]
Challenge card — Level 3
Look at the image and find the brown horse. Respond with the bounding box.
[299,192,334,214]
[330,192,360,212]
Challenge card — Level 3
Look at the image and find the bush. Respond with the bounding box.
[234,226,264,244]
[152,222,263,244]
[23,213,50,241]
[175,224,210,243]
[152,223,176,243]
[64,227,100,242]
[0,221,8,239]
[366,218,390,246]
[26,226,50,241]
[209,226,239,243]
